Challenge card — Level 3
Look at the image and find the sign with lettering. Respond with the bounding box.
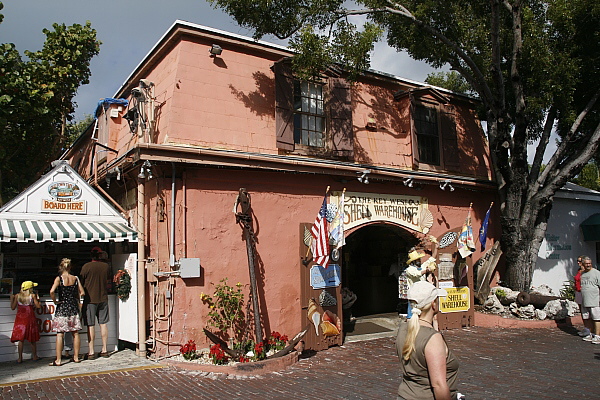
[439,287,470,313]
[42,181,86,213]
[331,191,432,233]
[310,264,341,289]
[41,200,87,213]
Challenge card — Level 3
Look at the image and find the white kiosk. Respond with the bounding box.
[0,161,138,362]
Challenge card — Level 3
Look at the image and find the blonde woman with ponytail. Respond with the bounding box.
[395,281,461,400]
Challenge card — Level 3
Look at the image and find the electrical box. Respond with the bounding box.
[179,258,201,278]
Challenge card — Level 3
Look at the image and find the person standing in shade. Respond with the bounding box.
[80,247,112,359]
[49,258,85,366]
[580,256,600,344]
[10,281,41,363]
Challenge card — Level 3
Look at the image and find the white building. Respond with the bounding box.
[531,183,600,294]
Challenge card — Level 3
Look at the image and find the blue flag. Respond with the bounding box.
[479,203,492,251]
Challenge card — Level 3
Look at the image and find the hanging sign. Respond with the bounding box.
[41,181,86,214]
[439,287,470,313]
[331,191,433,233]
[310,264,341,289]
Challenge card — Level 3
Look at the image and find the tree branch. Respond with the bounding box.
[538,88,600,186]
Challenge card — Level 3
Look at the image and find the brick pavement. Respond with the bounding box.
[1,326,599,399]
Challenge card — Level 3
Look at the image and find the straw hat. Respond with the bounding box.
[21,281,38,291]
[406,250,427,265]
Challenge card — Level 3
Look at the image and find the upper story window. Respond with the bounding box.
[274,59,353,159]
[294,81,325,147]
[414,104,440,165]
[403,89,460,173]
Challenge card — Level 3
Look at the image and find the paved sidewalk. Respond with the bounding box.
[1,325,599,399]
[0,349,160,386]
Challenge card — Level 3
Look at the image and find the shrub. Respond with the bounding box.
[180,340,197,361]
[560,280,575,301]
[200,278,246,342]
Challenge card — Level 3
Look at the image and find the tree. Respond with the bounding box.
[571,162,600,191]
[210,0,600,291]
[425,71,474,96]
[0,1,100,206]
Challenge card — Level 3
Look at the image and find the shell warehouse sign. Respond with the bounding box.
[331,191,433,233]
[439,287,470,313]
[41,181,87,214]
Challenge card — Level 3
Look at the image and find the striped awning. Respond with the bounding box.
[0,219,138,243]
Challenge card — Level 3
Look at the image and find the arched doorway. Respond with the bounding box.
[342,223,418,317]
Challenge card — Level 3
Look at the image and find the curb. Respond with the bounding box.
[474,311,583,329]
[162,351,299,376]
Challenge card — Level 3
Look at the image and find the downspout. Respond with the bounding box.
[182,170,187,258]
[169,163,176,267]
[137,177,147,356]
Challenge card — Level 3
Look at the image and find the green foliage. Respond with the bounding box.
[200,278,246,341]
[0,5,100,206]
[66,114,94,148]
[426,71,474,96]
[571,162,600,191]
[495,289,507,300]
[113,269,132,301]
[560,280,575,301]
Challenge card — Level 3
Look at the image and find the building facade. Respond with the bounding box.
[59,21,497,357]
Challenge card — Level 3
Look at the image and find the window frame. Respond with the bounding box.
[293,79,327,149]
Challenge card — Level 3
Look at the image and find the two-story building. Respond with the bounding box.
[56,21,497,357]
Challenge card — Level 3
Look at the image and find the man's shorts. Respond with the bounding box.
[83,302,110,326]
[581,305,600,321]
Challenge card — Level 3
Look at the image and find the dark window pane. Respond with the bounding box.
[293,79,325,147]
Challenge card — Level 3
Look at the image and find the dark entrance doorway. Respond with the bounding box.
[342,224,418,317]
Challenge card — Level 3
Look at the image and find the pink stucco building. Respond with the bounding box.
[61,21,497,357]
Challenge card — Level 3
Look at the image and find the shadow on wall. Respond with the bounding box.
[229,71,274,118]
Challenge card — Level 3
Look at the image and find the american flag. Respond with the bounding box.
[311,194,330,267]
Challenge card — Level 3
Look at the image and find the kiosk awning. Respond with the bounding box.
[581,213,600,242]
[0,219,138,243]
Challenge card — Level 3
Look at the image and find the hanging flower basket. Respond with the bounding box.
[113,269,132,301]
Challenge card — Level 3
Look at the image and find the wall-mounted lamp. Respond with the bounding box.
[439,179,455,191]
[357,169,371,184]
[403,177,414,188]
[209,44,223,57]
[138,160,154,180]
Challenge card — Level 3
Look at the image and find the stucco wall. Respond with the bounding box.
[531,196,600,294]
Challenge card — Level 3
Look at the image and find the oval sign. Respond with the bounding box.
[47,182,82,200]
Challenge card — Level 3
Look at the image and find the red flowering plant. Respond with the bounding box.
[180,340,197,361]
[209,343,229,365]
[267,331,289,352]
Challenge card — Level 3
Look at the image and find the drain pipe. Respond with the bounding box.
[137,177,147,356]
[169,163,176,268]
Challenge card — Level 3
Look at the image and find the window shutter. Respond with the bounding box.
[441,104,460,172]
[274,59,295,151]
[410,97,420,169]
[328,77,353,158]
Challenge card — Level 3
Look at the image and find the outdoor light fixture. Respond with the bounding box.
[403,177,414,188]
[209,44,223,56]
[357,169,371,184]
[439,179,455,191]
[138,160,154,180]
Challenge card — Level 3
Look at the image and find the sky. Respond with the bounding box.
[0,0,442,120]
[0,0,551,161]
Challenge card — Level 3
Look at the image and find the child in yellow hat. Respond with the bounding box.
[10,281,41,363]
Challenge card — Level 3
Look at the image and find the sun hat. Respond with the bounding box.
[406,250,427,265]
[407,281,447,310]
[21,281,38,291]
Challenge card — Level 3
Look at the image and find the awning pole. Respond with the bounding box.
[137,178,147,356]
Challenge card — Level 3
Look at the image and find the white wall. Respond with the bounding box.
[532,192,600,295]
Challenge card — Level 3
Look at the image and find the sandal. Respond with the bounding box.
[49,361,62,367]
[85,353,97,360]
[99,352,109,358]
[72,358,82,363]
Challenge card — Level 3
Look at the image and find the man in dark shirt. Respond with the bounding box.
[80,246,111,359]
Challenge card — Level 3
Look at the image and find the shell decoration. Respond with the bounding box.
[319,290,337,307]
[419,208,434,234]
[307,299,321,336]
